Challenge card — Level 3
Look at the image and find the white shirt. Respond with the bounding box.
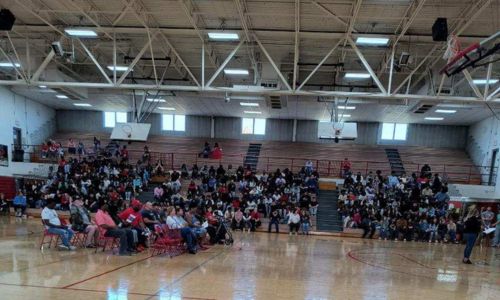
[41,207,61,229]
[288,213,301,224]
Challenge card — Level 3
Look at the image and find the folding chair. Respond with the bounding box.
[95,235,120,254]
[151,225,185,257]
[40,220,60,250]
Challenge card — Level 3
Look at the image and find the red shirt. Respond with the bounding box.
[250,211,260,220]
[118,207,143,227]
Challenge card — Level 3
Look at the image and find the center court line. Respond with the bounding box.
[144,250,226,300]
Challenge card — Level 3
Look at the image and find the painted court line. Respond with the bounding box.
[62,253,155,288]
[144,250,226,300]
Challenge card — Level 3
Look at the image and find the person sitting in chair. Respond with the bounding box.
[13,190,27,218]
[70,198,99,248]
[199,142,211,158]
[42,199,76,251]
[95,204,135,256]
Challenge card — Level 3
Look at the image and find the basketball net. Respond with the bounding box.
[443,35,461,63]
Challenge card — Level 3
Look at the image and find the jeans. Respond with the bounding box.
[493,228,500,246]
[302,223,310,234]
[180,227,196,252]
[463,233,478,259]
[47,227,74,247]
[105,228,134,254]
[448,230,457,242]
[309,206,318,216]
[268,220,279,233]
[265,204,271,218]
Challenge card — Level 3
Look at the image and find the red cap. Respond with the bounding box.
[131,199,142,208]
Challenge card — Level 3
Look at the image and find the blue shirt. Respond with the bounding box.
[13,195,26,206]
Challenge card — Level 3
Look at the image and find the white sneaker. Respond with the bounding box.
[58,245,69,251]
[69,246,77,251]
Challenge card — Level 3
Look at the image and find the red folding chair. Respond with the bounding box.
[40,227,61,250]
[71,231,89,247]
[94,235,120,254]
[151,225,185,257]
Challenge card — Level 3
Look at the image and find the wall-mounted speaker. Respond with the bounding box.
[0,9,15,31]
[432,18,448,42]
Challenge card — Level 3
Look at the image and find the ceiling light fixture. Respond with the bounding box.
[73,103,92,107]
[355,37,389,46]
[244,111,262,114]
[208,32,239,40]
[38,85,47,89]
[240,102,259,107]
[338,105,356,110]
[224,69,249,75]
[158,107,176,111]
[0,62,20,68]
[64,28,98,37]
[146,98,166,103]
[107,65,129,72]
[56,95,68,99]
[425,117,444,121]
[472,79,498,85]
[339,114,351,118]
[344,73,371,79]
[435,109,457,114]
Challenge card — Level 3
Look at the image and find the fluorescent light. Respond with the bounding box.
[224,69,249,75]
[338,105,356,110]
[208,32,239,40]
[345,73,371,79]
[38,85,47,89]
[472,79,498,85]
[356,37,389,46]
[73,103,92,107]
[339,114,351,118]
[240,102,259,107]
[65,28,97,37]
[435,109,456,114]
[146,98,166,103]
[244,111,262,114]
[107,65,128,72]
[56,95,68,99]
[157,107,176,111]
[425,117,444,121]
[0,62,20,68]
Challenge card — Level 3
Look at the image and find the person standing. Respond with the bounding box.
[462,206,482,264]
[492,208,500,247]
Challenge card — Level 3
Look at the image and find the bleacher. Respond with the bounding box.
[43,132,482,184]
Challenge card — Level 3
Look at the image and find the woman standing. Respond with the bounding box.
[462,206,482,264]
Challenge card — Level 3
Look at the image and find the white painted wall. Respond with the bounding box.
[0,86,56,176]
[466,116,500,197]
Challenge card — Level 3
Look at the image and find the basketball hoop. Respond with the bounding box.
[443,35,461,63]
[122,124,132,138]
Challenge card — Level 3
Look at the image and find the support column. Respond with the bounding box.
[211,116,215,138]
[292,119,297,142]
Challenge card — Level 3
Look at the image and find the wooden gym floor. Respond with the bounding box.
[0,217,498,300]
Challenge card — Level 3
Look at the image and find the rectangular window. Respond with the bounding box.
[116,112,127,123]
[162,114,185,132]
[104,112,115,128]
[104,112,128,128]
[253,118,266,135]
[394,124,408,140]
[242,118,266,135]
[242,118,254,134]
[381,123,407,141]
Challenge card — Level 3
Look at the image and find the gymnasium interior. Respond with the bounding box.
[0,1,499,299]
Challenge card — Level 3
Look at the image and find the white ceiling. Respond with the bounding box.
[0,0,499,125]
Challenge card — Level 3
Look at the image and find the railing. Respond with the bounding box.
[14,144,496,185]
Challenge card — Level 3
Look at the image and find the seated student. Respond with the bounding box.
[118,199,147,251]
[42,199,76,251]
[77,141,85,155]
[185,205,208,248]
[211,143,223,159]
[288,208,301,235]
[142,145,151,163]
[41,142,49,158]
[231,208,244,231]
[301,210,311,235]
[166,207,197,254]
[341,157,352,177]
[142,202,161,231]
[13,190,27,218]
[0,193,9,214]
[67,138,76,155]
[95,204,135,256]
[70,198,99,248]
[199,142,211,158]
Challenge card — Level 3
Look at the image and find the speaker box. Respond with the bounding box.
[432,18,448,42]
[0,9,15,31]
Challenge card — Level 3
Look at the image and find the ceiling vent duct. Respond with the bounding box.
[259,62,281,89]
[412,103,434,114]
[267,95,287,109]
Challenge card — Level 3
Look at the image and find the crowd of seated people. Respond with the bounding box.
[337,168,471,243]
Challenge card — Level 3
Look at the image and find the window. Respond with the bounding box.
[242,118,266,135]
[162,114,185,131]
[104,112,128,128]
[381,123,407,141]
